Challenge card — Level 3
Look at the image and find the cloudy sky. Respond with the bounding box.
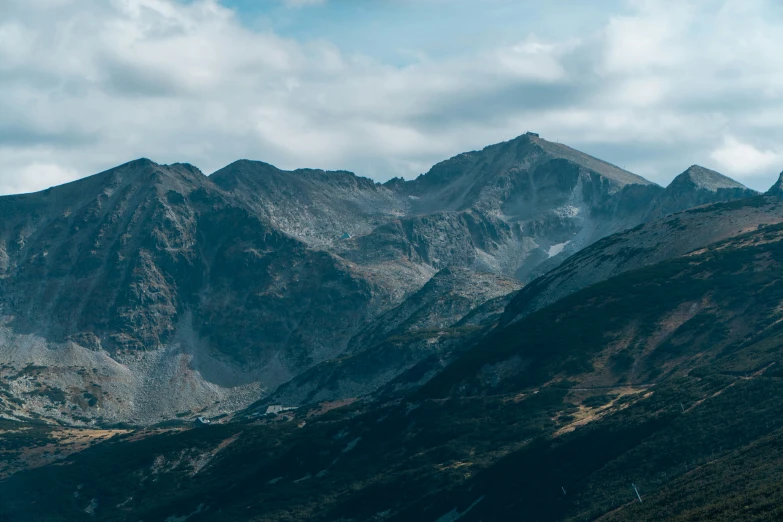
[2,0,783,194]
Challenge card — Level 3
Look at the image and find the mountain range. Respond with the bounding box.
[0,133,760,426]
[2,133,783,521]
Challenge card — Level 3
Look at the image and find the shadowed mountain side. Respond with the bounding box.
[766,170,783,197]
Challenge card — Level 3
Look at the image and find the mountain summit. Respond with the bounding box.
[645,164,757,219]
[670,165,750,192]
[397,132,652,215]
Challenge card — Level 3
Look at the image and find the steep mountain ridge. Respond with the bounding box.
[375,133,664,280]
[766,170,783,196]
[396,132,652,213]
[211,160,409,246]
[0,159,208,347]
[373,134,757,282]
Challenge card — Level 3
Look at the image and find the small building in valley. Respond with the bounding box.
[265,405,297,415]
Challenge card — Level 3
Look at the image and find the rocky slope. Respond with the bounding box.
[373,132,662,281]
[424,221,783,400]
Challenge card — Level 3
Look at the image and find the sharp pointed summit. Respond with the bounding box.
[643,165,758,220]
[670,165,752,192]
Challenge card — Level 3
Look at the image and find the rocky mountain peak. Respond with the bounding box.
[669,165,751,193]
[91,158,205,184]
[408,133,650,195]
[641,165,757,221]
[209,159,278,189]
[766,171,783,197]
[30,159,207,205]
[212,159,377,191]
[517,133,653,188]
[210,160,408,245]
[395,133,654,219]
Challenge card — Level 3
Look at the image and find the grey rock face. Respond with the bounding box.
[380,133,661,281]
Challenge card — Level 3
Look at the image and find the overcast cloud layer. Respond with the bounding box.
[1,0,783,194]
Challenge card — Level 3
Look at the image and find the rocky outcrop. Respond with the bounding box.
[647,165,758,219]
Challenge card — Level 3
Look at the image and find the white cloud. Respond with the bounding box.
[710,136,782,178]
[1,0,783,194]
[0,163,78,195]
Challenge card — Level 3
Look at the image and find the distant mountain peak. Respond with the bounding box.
[766,171,783,197]
[221,158,279,171]
[669,165,750,193]
[126,157,157,167]
[511,132,654,187]
[400,132,656,216]
[1,159,205,204]
[212,159,368,185]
